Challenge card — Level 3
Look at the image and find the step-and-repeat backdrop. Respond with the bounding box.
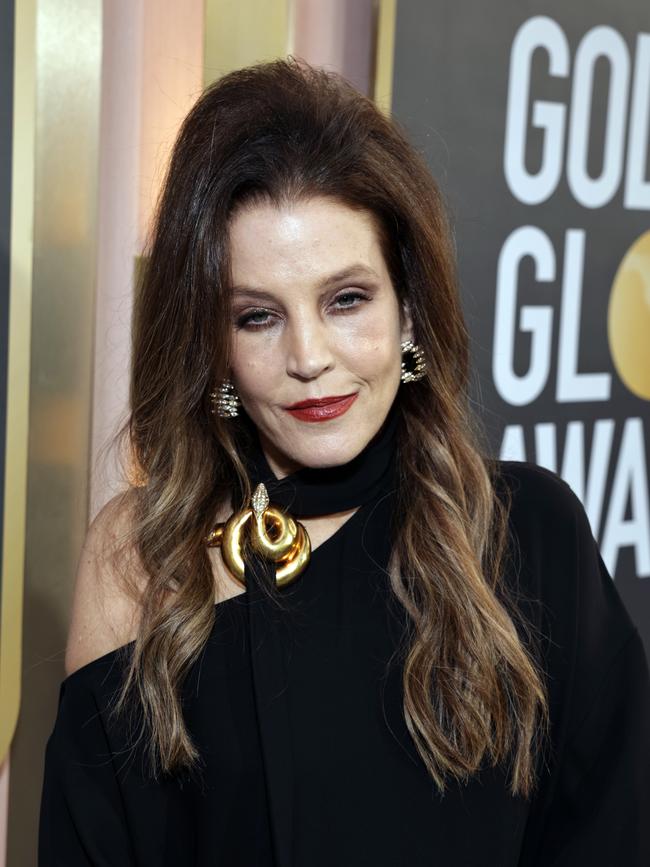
[391,2,650,658]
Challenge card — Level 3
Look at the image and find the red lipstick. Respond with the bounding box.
[284,393,358,422]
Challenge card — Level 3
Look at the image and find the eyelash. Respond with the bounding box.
[235,290,370,331]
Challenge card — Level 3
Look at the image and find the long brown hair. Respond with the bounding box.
[107,58,548,796]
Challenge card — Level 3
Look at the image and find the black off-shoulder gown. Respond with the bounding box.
[38,410,650,866]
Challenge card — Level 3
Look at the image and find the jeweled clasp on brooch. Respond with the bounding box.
[206,483,311,588]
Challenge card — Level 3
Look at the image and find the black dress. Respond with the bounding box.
[38,409,650,866]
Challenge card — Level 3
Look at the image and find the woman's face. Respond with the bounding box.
[228,195,413,478]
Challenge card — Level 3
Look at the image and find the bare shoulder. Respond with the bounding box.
[64,490,147,678]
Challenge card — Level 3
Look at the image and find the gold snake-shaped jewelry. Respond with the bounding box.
[206,483,311,588]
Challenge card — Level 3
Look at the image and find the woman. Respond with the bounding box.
[39,59,649,865]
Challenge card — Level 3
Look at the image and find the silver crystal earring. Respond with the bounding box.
[210,379,241,417]
[400,340,427,383]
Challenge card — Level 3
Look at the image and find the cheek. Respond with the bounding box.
[231,335,282,397]
[337,308,402,378]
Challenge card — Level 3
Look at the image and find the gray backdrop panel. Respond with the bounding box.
[392,1,650,657]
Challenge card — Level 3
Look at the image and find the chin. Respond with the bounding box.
[251,400,393,475]
[285,428,374,470]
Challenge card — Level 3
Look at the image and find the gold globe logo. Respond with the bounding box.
[608,230,650,400]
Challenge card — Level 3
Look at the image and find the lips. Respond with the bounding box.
[284,393,358,422]
[285,394,355,409]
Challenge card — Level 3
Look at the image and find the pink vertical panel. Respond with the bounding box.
[91,0,204,519]
[91,0,144,517]
[138,1,205,248]
[292,0,375,95]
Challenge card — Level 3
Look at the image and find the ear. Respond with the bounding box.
[400,298,414,344]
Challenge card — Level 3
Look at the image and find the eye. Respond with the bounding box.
[331,290,368,311]
[235,308,274,330]
[234,290,370,330]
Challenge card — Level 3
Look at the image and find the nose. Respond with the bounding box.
[285,316,335,381]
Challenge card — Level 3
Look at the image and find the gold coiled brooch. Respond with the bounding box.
[206,483,311,588]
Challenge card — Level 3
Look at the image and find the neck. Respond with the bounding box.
[256,433,304,480]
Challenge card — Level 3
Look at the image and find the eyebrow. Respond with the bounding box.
[231,264,381,301]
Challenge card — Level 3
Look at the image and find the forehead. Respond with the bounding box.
[227,196,388,289]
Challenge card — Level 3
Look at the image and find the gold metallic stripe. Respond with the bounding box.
[204,0,291,86]
[0,0,36,764]
[373,0,397,115]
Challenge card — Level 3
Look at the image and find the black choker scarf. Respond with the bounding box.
[237,401,401,867]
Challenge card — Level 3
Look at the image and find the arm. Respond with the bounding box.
[534,620,650,864]
[38,677,138,866]
[39,492,144,865]
[511,465,650,865]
